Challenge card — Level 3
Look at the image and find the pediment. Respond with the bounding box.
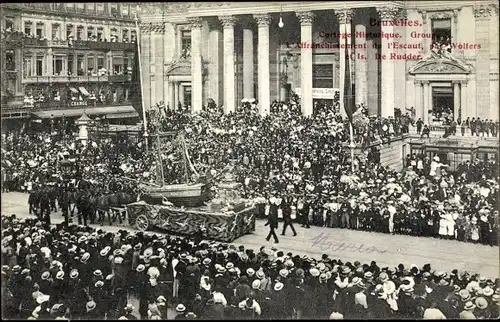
[409,52,471,75]
[165,60,191,76]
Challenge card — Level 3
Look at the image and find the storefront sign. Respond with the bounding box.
[295,88,340,99]
[70,101,88,107]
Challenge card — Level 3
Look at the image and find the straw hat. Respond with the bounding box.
[475,297,488,310]
[274,282,284,291]
[463,301,476,310]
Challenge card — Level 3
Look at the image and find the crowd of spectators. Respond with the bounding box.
[2,105,499,245]
[1,215,499,320]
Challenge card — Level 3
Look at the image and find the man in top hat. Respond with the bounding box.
[265,194,279,244]
[281,195,297,237]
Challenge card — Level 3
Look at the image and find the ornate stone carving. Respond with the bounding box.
[409,49,472,75]
[140,22,165,34]
[414,80,422,85]
[165,60,191,76]
[412,62,468,74]
[164,3,190,14]
[418,10,427,24]
[451,80,461,85]
[218,15,236,28]
[193,2,229,8]
[453,10,459,22]
[489,4,498,15]
[397,9,408,20]
[253,14,271,27]
[335,9,353,23]
[187,17,203,29]
[474,5,492,19]
[376,7,400,21]
[459,80,468,85]
[430,12,451,20]
[296,11,314,26]
[421,80,430,85]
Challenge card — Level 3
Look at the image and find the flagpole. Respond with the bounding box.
[344,3,355,173]
[135,6,149,152]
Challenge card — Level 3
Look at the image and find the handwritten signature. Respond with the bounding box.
[310,232,388,254]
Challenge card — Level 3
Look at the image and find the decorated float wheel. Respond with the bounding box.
[135,214,150,231]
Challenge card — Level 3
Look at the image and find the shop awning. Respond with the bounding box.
[78,87,90,96]
[31,105,138,119]
[69,87,79,94]
[105,112,139,119]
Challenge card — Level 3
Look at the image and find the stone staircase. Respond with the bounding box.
[378,139,406,171]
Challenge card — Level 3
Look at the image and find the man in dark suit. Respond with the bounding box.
[265,196,279,243]
[281,196,297,236]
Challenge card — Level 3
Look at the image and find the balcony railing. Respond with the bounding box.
[109,75,131,83]
[48,39,69,47]
[23,75,110,84]
[23,38,48,47]
[71,40,135,51]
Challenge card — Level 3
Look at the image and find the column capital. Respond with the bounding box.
[452,80,461,85]
[253,14,271,27]
[421,80,430,85]
[414,80,422,85]
[187,17,203,29]
[474,5,496,19]
[140,22,165,34]
[376,6,401,21]
[459,80,468,86]
[335,9,353,23]
[218,15,236,28]
[296,11,314,26]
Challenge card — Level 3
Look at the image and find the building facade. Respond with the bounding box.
[0,3,140,121]
[138,1,498,122]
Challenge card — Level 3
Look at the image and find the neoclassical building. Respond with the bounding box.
[138,1,498,121]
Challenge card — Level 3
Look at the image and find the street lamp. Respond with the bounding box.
[278,6,284,29]
[95,116,101,140]
[50,114,54,134]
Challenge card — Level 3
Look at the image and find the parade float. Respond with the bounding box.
[127,132,256,242]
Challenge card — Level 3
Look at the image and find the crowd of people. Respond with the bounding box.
[1,100,499,319]
[2,105,499,245]
[2,214,499,320]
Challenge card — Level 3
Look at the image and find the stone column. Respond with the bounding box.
[179,84,185,107]
[188,17,203,112]
[376,6,399,117]
[422,80,429,125]
[336,9,353,118]
[168,79,175,109]
[208,20,222,105]
[174,82,180,108]
[254,14,271,115]
[414,80,422,121]
[219,16,236,113]
[149,29,156,108]
[46,48,53,76]
[460,80,468,118]
[296,11,314,116]
[354,20,367,106]
[160,22,169,106]
[453,80,460,120]
[242,23,254,100]
[418,10,431,53]
[163,76,169,107]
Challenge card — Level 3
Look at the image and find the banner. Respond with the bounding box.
[294,88,340,99]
